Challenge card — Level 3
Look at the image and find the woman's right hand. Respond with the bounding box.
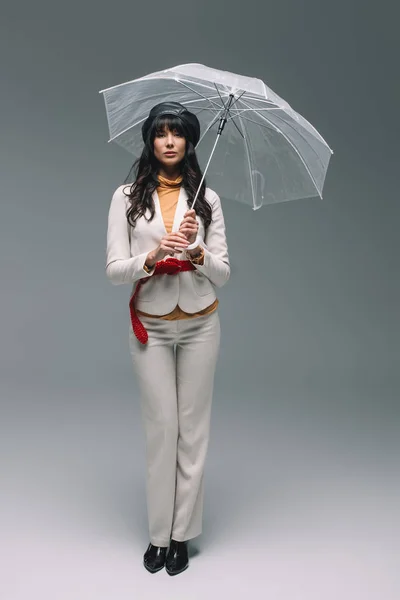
[145,232,189,266]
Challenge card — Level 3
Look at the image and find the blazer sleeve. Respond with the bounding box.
[191,190,230,288]
[105,185,155,285]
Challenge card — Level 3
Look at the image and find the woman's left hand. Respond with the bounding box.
[179,209,198,245]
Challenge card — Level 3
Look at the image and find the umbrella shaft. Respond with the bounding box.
[192,93,235,210]
[217,93,235,135]
[192,133,221,210]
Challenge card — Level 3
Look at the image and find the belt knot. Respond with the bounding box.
[129,258,197,344]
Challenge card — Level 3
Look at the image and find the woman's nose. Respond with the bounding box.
[166,135,175,147]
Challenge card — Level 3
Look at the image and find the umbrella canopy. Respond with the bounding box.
[99,63,333,209]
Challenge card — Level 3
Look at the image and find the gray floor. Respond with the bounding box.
[2,381,398,600]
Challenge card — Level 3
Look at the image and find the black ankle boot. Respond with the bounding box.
[143,542,168,573]
[165,539,189,576]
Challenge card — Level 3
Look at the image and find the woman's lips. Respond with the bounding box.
[164,152,177,156]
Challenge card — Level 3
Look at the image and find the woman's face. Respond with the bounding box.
[153,126,186,171]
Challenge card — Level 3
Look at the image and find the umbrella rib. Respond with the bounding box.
[108,115,147,142]
[176,79,224,111]
[235,112,257,209]
[196,109,226,147]
[240,99,332,149]
[244,99,328,154]
[227,107,286,113]
[214,83,227,109]
[229,89,247,110]
[229,117,245,138]
[234,95,280,107]
[180,105,224,111]
[226,108,282,131]
[177,95,225,120]
[238,98,323,197]
[223,109,245,138]
[228,109,280,132]
[232,104,320,147]
[179,97,222,106]
[182,95,224,109]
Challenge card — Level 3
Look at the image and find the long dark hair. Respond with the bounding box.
[122,114,212,232]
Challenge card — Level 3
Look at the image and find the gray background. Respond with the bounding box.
[1,0,399,598]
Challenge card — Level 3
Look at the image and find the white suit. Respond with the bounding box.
[106,184,230,311]
[106,183,230,546]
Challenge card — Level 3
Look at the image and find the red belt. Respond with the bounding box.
[129,257,196,345]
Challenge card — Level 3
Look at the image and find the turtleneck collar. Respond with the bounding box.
[157,173,183,188]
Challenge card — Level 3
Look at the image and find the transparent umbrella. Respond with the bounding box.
[99,62,333,209]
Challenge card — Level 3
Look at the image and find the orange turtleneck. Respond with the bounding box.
[136,173,219,320]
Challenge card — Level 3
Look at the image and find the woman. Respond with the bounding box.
[105,101,230,575]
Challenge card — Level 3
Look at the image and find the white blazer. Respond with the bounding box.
[105,184,230,315]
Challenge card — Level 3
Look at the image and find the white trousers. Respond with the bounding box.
[128,310,221,547]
